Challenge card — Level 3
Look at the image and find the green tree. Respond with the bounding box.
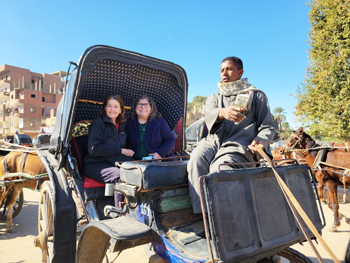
[187,96,207,111]
[295,0,350,140]
[280,122,294,140]
[272,107,287,134]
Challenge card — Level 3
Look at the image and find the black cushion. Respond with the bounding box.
[120,160,188,190]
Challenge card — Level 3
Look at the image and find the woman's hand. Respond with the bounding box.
[149,152,162,161]
[122,148,134,157]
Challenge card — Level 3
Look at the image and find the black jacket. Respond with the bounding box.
[84,115,129,163]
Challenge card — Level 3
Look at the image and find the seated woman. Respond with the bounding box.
[125,94,175,161]
[84,94,134,212]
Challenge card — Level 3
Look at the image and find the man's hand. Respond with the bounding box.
[218,106,246,122]
[248,139,264,154]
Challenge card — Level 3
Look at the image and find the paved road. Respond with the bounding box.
[0,188,349,263]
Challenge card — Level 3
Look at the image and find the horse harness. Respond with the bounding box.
[284,135,349,192]
[309,146,349,193]
[1,151,43,191]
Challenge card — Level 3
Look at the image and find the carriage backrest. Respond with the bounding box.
[70,120,106,190]
[70,120,92,174]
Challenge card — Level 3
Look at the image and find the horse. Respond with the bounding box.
[334,142,350,152]
[272,146,327,203]
[281,127,350,231]
[0,150,48,233]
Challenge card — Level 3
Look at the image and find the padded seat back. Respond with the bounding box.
[70,120,105,189]
[71,135,89,174]
[120,160,189,190]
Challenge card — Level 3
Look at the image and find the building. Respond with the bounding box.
[0,64,66,139]
[186,105,205,128]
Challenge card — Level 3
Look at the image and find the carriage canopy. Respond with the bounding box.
[50,45,189,169]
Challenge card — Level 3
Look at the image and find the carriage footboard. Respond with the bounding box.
[76,217,153,263]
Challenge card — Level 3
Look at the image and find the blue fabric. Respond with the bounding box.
[125,117,175,159]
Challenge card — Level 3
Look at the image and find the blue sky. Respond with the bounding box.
[1,0,311,129]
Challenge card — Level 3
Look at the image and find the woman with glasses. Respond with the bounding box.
[125,94,175,161]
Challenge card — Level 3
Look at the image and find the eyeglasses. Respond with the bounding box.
[137,103,150,108]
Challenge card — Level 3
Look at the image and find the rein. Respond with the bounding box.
[255,146,340,263]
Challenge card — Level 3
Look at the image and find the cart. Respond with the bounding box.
[34,45,325,263]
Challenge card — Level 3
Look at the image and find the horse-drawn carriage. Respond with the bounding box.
[2,45,328,262]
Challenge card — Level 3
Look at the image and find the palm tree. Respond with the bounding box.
[273,107,287,134]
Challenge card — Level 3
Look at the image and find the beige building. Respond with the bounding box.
[186,105,205,128]
[0,64,66,139]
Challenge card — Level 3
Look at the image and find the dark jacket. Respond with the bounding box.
[125,117,175,159]
[84,115,129,163]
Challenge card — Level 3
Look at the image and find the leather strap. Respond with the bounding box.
[254,146,340,263]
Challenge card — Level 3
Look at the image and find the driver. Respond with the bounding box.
[187,56,275,213]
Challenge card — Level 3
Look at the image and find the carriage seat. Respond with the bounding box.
[71,120,189,193]
[70,121,105,189]
[71,135,105,188]
[120,160,189,190]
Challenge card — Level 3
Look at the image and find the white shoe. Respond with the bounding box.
[104,205,122,218]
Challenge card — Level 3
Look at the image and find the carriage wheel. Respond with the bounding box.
[278,247,313,263]
[0,188,24,220]
[36,181,55,263]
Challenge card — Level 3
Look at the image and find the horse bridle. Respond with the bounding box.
[280,133,305,158]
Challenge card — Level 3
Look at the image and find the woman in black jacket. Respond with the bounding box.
[84,94,134,209]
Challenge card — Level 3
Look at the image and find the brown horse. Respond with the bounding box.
[334,142,350,152]
[272,146,327,203]
[281,127,350,231]
[0,150,48,233]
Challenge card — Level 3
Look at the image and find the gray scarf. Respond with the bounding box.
[217,78,267,113]
[217,78,254,96]
[217,78,254,112]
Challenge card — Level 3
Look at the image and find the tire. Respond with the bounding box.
[37,181,55,262]
[0,188,24,220]
[278,247,313,263]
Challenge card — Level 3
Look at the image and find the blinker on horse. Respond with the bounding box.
[281,127,350,232]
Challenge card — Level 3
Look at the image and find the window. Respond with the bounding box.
[30,107,36,113]
[31,94,35,98]
[31,79,34,84]
[30,122,35,127]
[42,97,45,102]
[11,95,13,99]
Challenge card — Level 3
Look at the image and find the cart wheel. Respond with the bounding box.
[278,247,313,263]
[36,181,55,262]
[0,188,24,220]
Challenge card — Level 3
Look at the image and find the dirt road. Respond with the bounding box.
[0,187,349,263]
